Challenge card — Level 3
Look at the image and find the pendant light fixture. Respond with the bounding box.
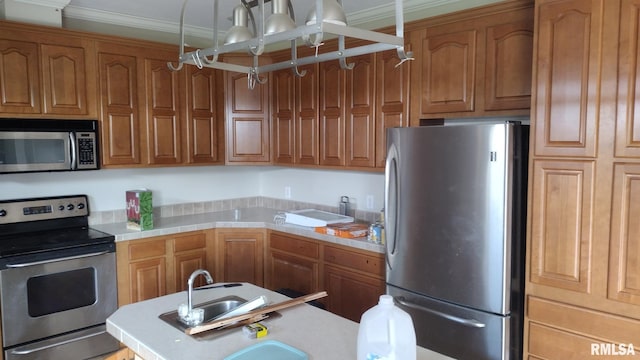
[224,5,254,45]
[305,0,347,26]
[265,0,296,35]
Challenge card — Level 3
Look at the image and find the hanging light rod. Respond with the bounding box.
[168,0,413,88]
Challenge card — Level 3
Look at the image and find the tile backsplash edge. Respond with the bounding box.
[89,196,381,225]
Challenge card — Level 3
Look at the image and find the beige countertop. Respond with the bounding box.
[107,282,453,360]
[92,207,385,254]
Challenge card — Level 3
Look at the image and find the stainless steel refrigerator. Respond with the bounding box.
[384,122,528,360]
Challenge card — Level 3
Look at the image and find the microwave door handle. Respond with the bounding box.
[69,132,77,170]
[395,297,486,328]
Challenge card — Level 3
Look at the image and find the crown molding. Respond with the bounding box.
[62,5,216,39]
[62,0,452,41]
[347,0,457,24]
[14,0,70,9]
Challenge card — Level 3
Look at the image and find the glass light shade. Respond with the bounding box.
[305,0,347,26]
[224,5,253,44]
[265,0,296,35]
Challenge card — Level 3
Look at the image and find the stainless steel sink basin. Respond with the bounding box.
[158,295,280,341]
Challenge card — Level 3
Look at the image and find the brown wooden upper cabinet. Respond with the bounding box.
[143,53,183,165]
[224,55,271,164]
[184,66,223,165]
[96,40,223,168]
[525,0,640,358]
[272,60,321,166]
[271,47,409,170]
[0,24,96,118]
[96,43,185,167]
[96,42,142,166]
[375,49,410,168]
[409,1,533,121]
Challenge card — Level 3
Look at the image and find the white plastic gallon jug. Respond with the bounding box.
[357,294,416,360]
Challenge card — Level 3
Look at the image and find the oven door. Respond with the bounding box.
[0,250,117,348]
[0,131,72,173]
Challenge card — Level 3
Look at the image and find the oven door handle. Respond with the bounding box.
[9,327,107,355]
[6,251,110,268]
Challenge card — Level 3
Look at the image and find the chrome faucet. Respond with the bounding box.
[187,269,214,313]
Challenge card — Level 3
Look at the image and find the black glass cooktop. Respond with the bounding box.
[0,226,114,258]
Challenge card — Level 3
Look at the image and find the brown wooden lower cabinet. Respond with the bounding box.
[265,230,385,322]
[526,296,640,359]
[215,229,265,287]
[115,230,215,306]
[116,229,384,322]
[324,265,385,322]
[267,240,320,294]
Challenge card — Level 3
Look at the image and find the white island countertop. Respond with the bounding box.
[107,283,453,360]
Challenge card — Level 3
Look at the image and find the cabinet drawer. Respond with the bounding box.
[324,246,384,277]
[129,240,166,260]
[527,296,640,345]
[270,233,319,259]
[173,233,206,253]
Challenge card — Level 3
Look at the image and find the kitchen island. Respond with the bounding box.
[107,282,453,360]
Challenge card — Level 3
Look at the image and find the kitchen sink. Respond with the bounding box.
[158,295,280,341]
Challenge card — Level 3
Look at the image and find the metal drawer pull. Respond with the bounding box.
[6,251,109,268]
[10,329,106,355]
[395,296,486,328]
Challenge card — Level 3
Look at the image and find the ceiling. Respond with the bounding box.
[60,0,504,44]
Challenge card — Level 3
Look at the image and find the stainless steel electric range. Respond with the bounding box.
[0,195,119,360]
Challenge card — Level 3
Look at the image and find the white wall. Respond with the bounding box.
[0,166,261,211]
[0,166,385,212]
[259,167,385,211]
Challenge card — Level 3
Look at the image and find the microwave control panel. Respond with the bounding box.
[75,132,98,169]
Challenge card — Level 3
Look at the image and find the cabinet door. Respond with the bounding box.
[608,164,640,306]
[185,66,221,164]
[272,68,296,164]
[532,0,603,157]
[0,39,41,114]
[224,57,270,163]
[375,49,409,168]
[421,28,476,113]
[144,56,183,165]
[319,60,345,166]
[40,43,89,115]
[615,0,640,158]
[216,230,264,286]
[296,63,319,165]
[345,54,376,168]
[173,233,209,292]
[265,233,319,294]
[529,159,595,294]
[129,258,167,303]
[97,49,142,166]
[324,265,384,322]
[119,239,168,305]
[267,251,319,295]
[484,16,533,110]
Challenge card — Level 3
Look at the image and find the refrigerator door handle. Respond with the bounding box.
[395,297,486,329]
[385,143,399,269]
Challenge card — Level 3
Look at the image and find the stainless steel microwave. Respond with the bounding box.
[0,119,100,174]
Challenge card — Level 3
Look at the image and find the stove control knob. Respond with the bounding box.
[77,203,85,210]
[67,204,75,211]
[58,205,65,211]
[0,209,6,217]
